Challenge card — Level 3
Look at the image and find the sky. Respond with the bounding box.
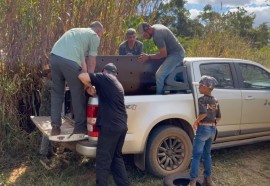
[185,0,270,27]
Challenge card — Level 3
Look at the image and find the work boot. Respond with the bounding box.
[188,179,197,186]
[51,126,61,136]
[202,176,214,186]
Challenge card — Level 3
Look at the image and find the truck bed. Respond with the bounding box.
[95,56,190,95]
[96,55,164,95]
[31,116,87,142]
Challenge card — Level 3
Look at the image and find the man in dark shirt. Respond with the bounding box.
[78,63,129,186]
[119,28,143,55]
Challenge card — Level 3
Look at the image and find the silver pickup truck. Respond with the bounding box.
[31,56,270,177]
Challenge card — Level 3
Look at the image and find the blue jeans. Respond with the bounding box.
[156,54,184,94]
[39,135,52,156]
[189,126,216,181]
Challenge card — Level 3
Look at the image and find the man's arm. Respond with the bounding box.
[119,43,125,55]
[150,47,167,59]
[86,56,96,73]
[138,47,167,63]
[78,73,96,96]
[78,73,92,87]
[193,113,207,131]
[216,117,221,124]
[81,58,87,73]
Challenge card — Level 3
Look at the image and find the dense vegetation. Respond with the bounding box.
[0,0,269,154]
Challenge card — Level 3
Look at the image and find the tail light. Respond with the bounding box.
[87,104,99,137]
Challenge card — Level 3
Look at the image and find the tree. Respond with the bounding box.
[197,4,223,33]
[154,0,203,37]
[249,23,270,48]
[223,7,255,38]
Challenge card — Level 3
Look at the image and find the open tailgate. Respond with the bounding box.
[30,116,87,142]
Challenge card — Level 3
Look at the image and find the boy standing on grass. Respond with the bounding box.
[188,75,221,186]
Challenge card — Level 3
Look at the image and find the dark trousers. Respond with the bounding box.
[50,54,86,131]
[96,127,129,186]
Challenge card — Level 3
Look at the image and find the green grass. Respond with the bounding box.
[1,142,270,186]
[0,152,162,186]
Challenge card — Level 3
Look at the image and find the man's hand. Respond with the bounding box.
[137,54,150,63]
[86,86,96,96]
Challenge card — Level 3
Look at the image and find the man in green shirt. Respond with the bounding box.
[50,21,103,137]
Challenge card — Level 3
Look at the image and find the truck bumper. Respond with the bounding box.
[76,140,97,157]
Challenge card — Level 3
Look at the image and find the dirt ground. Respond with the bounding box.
[1,141,269,186]
[211,141,270,186]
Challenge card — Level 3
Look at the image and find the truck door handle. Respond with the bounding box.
[244,96,254,100]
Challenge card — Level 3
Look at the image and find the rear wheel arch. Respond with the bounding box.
[149,118,194,142]
[145,122,193,177]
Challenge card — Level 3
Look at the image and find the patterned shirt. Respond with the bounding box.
[198,95,221,124]
[119,40,143,55]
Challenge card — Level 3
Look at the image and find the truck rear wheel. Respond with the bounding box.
[146,126,192,177]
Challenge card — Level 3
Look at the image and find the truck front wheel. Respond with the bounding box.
[146,126,192,177]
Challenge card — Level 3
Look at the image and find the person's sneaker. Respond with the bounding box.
[39,155,53,170]
[51,126,61,136]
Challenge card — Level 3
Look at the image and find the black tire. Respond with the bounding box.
[146,126,192,177]
[163,172,203,186]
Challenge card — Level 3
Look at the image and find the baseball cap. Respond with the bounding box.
[103,63,118,74]
[193,75,218,89]
[138,22,150,35]
[126,28,136,35]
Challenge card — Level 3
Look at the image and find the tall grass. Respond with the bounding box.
[186,31,270,67]
[0,0,141,153]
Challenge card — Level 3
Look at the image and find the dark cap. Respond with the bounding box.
[103,63,118,74]
[138,22,150,34]
[193,75,218,89]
